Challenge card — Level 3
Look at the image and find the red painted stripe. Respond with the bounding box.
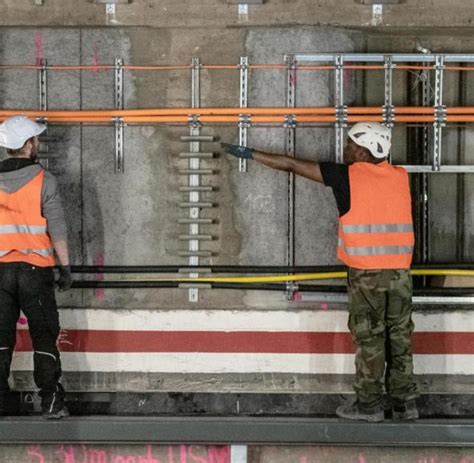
[13,330,474,354]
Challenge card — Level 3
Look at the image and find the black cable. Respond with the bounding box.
[70,281,474,295]
[70,263,474,274]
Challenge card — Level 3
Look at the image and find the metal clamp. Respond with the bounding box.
[283,114,297,129]
[435,105,447,125]
[383,104,395,126]
[188,114,201,128]
[238,114,251,127]
[286,281,299,301]
[335,105,348,125]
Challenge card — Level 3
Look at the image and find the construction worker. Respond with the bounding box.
[222,122,418,422]
[0,115,72,419]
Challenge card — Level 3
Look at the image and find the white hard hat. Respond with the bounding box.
[348,122,391,159]
[0,115,46,150]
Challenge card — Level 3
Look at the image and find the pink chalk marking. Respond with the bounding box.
[27,447,45,463]
[88,448,108,463]
[140,445,161,463]
[56,446,77,463]
[35,32,43,67]
[180,445,187,463]
[299,458,309,463]
[188,447,207,463]
[320,303,329,311]
[95,253,106,301]
[207,447,230,463]
[358,453,367,463]
[167,446,175,463]
[343,62,353,90]
[112,456,125,463]
[57,330,73,349]
[292,291,302,302]
[92,44,100,75]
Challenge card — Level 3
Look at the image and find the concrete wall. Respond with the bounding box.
[1,22,474,396]
[0,26,363,312]
[1,444,474,463]
[1,0,474,29]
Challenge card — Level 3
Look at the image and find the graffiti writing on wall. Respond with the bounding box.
[26,444,230,463]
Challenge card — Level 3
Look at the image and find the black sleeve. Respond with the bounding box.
[319,162,351,217]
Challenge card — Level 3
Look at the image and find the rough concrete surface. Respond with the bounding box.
[2,0,474,29]
[1,20,473,400]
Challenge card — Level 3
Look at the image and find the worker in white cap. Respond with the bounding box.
[222,122,418,422]
[0,115,71,419]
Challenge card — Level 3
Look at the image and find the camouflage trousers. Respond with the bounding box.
[347,268,419,408]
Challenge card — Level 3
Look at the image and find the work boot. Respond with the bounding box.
[336,401,384,422]
[41,384,68,420]
[392,400,419,420]
[42,405,69,420]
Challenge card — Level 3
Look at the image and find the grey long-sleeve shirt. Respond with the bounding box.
[0,158,68,242]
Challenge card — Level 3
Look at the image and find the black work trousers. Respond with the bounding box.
[0,262,64,411]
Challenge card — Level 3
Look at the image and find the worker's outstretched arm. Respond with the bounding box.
[221,143,323,183]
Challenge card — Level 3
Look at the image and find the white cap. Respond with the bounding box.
[348,122,391,159]
[0,116,46,150]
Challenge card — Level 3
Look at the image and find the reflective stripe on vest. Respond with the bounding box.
[338,238,414,256]
[341,223,413,234]
[0,224,47,235]
[0,248,53,257]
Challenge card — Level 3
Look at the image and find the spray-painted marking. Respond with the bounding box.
[34,32,43,67]
[26,444,230,463]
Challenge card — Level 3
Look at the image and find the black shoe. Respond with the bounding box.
[336,402,384,422]
[392,400,419,420]
[43,405,69,420]
[41,384,67,420]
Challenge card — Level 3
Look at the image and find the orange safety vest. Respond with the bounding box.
[337,161,414,270]
[0,170,55,267]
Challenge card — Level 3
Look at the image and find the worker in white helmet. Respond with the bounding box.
[0,115,71,419]
[222,122,418,422]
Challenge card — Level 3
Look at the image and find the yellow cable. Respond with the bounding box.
[113,269,474,284]
[410,269,474,277]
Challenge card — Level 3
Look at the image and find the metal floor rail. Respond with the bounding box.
[1,416,474,446]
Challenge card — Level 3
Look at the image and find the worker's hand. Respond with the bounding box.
[56,265,73,292]
[221,143,254,159]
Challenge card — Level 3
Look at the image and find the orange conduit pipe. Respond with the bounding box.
[4,64,471,72]
[2,114,474,124]
[0,114,450,124]
[2,107,474,124]
[0,107,342,118]
[3,63,474,73]
[4,106,474,119]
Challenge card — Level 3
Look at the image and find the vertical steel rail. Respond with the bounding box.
[285,54,296,271]
[239,56,249,173]
[334,55,345,164]
[456,64,466,262]
[188,56,202,303]
[114,58,125,174]
[421,60,432,265]
[38,59,48,170]
[433,55,445,172]
[39,59,48,112]
[384,56,394,163]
